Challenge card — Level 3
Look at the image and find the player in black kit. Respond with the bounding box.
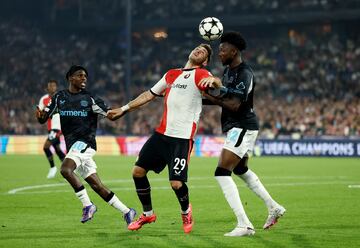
[200,32,285,237]
[36,65,136,226]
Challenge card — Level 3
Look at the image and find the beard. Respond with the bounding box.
[222,57,233,66]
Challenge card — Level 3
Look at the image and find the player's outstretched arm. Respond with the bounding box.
[202,91,241,112]
[35,106,49,124]
[107,90,156,121]
[199,76,223,89]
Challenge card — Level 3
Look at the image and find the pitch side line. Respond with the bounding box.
[7,179,357,195]
[348,185,360,188]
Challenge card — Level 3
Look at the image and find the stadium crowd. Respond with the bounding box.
[0,18,359,138]
[51,0,360,22]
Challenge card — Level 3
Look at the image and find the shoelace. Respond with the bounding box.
[82,207,90,218]
[182,214,191,224]
[136,215,147,224]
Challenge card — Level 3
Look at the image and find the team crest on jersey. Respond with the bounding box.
[80,100,88,107]
[236,82,245,90]
[184,73,190,79]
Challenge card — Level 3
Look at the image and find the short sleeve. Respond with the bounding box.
[233,69,254,101]
[195,69,212,91]
[150,73,167,96]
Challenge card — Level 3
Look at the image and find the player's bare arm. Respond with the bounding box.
[202,91,241,112]
[199,76,222,88]
[107,90,156,120]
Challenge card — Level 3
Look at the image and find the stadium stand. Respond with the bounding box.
[0,0,359,138]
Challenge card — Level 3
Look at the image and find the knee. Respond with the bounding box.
[60,166,71,178]
[132,166,146,178]
[170,180,183,190]
[233,158,249,176]
[60,161,75,178]
[233,165,248,176]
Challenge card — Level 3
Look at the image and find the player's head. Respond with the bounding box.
[66,65,88,90]
[189,44,212,67]
[46,80,58,96]
[219,31,247,66]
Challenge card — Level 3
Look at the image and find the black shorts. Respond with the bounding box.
[135,132,194,182]
[47,129,61,146]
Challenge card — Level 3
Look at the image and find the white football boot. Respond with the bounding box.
[224,226,255,237]
[46,167,57,179]
[263,205,286,229]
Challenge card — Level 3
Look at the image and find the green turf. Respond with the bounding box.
[0,155,359,248]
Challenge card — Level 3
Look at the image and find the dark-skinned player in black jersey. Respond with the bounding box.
[200,32,286,237]
[36,65,136,227]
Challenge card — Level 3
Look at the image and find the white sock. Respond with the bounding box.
[238,169,277,210]
[108,194,130,214]
[215,176,252,228]
[143,210,154,216]
[75,188,92,207]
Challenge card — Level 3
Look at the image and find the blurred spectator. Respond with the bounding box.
[0,16,359,138]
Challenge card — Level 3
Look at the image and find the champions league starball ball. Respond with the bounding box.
[199,17,223,41]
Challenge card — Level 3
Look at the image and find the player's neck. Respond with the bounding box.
[68,85,82,94]
[229,57,242,69]
[184,61,201,70]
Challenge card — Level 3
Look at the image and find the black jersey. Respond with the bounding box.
[43,89,109,151]
[221,62,259,132]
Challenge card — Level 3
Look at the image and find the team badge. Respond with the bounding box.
[80,100,88,107]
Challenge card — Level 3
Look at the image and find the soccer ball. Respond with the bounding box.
[199,17,223,41]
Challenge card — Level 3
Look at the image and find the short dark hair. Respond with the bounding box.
[199,43,212,64]
[48,79,58,84]
[220,31,247,51]
[66,65,88,80]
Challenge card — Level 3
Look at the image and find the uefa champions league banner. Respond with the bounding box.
[256,139,360,157]
[0,135,359,157]
[116,136,360,157]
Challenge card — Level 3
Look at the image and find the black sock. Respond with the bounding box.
[173,183,189,212]
[55,147,65,161]
[44,148,55,168]
[133,176,152,212]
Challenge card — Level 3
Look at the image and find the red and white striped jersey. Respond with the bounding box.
[151,68,211,140]
[38,94,61,131]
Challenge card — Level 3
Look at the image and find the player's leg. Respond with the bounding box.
[215,127,255,237]
[215,149,254,236]
[51,132,65,162]
[60,157,95,223]
[85,173,136,226]
[128,166,157,230]
[168,138,193,233]
[128,134,163,231]
[43,138,57,178]
[234,156,286,229]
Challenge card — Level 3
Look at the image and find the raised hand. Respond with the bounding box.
[107,108,125,121]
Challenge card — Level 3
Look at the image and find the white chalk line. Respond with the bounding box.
[5,176,358,195]
[348,185,360,188]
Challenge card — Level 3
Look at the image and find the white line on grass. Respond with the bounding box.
[6,178,358,195]
[348,185,360,188]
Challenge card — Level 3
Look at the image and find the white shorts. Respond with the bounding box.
[223,127,259,159]
[65,141,97,179]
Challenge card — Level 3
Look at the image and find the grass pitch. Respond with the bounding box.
[0,155,359,248]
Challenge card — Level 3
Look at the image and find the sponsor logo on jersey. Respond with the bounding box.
[60,100,66,105]
[170,84,188,89]
[184,73,190,79]
[59,110,88,117]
